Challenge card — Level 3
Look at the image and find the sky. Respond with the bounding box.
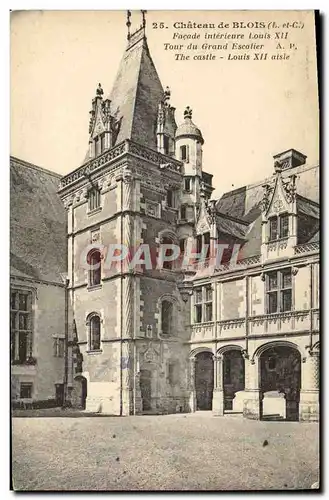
[10,10,319,197]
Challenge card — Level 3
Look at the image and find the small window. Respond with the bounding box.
[205,303,213,322]
[269,217,278,241]
[205,286,212,302]
[204,232,210,259]
[196,235,202,254]
[94,136,100,157]
[87,249,101,286]
[280,214,289,238]
[161,300,173,336]
[53,337,65,358]
[180,145,189,162]
[89,315,101,351]
[161,236,174,270]
[166,189,175,208]
[269,214,289,241]
[88,187,101,212]
[195,304,202,323]
[163,135,170,155]
[195,288,202,304]
[184,177,192,192]
[100,133,105,153]
[20,383,32,399]
[180,205,187,220]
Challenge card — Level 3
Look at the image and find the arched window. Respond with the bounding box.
[87,249,101,286]
[88,314,101,351]
[161,300,173,336]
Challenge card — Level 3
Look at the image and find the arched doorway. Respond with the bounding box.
[72,375,87,409]
[223,350,245,412]
[259,345,301,421]
[195,352,214,410]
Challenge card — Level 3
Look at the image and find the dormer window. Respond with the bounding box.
[88,187,101,212]
[269,213,289,241]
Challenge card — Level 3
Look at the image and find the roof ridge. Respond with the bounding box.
[130,37,147,142]
[10,155,62,179]
[296,193,320,207]
[219,162,319,199]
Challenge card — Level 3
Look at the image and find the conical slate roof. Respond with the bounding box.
[109,29,164,149]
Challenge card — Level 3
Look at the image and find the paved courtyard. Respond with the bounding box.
[12,413,319,491]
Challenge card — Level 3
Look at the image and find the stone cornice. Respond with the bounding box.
[59,139,182,194]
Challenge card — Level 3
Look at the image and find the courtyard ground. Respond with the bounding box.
[12,413,319,491]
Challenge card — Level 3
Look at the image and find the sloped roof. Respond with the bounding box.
[215,212,249,240]
[214,163,320,257]
[296,194,319,219]
[109,31,164,149]
[216,163,319,220]
[10,156,67,284]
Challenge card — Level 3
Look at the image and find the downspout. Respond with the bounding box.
[64,277,69,405]
[120,171,124,416]
[308,263,313,351]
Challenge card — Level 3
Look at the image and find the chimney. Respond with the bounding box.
[273,149,307,171]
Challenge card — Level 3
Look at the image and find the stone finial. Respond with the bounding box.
[184,106,192,119]
[126,10,131,40]
[96,83,104,98]
[164,86,171,105]
[141,10,147,29]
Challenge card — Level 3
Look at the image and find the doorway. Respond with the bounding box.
[55,383,64,407]
[195,352,214,410]
[140,369,152,412]
[260,345,301,421]
[223,350,245,411]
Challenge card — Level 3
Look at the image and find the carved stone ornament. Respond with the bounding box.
[143,344,159,364]
[91,230,100,243]
[123,167,133,183]
[272,198,284,213]
[283,174,297,203]
[260,184,272,212]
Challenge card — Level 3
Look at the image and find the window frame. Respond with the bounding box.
[88,314,101,351]
[53,337,65,358]
[265,268,293,314]
[194,285,213,324]
[88,187,101,213]
[20,382,33,399]
[10,289,33,364]
[87,249,102,287]
[268,213,289,241]
[184,177,192,192]
[161,300,173,337]
[180,205,187,220]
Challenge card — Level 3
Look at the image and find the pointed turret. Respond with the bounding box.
[83,12,173,164]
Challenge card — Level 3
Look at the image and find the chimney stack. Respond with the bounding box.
[273,149,307,171]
